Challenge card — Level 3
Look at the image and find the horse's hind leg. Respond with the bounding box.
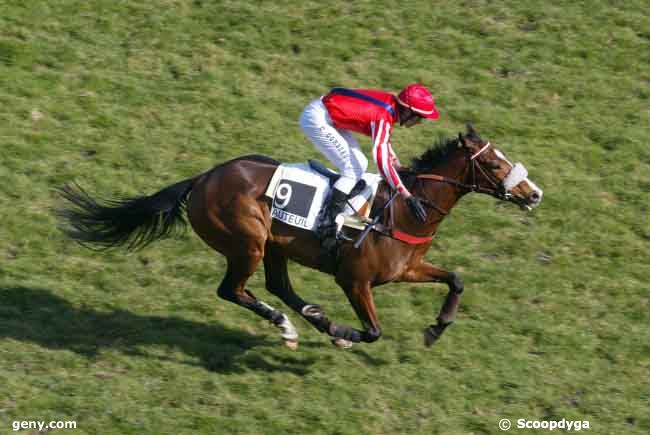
[186,162,298,347]
[263,253,331,349]
[217,252,298,347]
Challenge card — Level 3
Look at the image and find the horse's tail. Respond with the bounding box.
[56,177,196,251]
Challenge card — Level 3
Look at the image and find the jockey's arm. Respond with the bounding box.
[387,143,403,171]
[371,119,411,198]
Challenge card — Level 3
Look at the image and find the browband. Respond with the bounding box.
[470,142,491,160]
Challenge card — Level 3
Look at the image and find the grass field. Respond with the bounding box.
[1,1,648,434]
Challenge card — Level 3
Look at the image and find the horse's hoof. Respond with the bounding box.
[284,339,299,350]
[423,327,440,347]
[331,338,353,349]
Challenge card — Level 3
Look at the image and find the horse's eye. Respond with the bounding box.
[487,161,502,170]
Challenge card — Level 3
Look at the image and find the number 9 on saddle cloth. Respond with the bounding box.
[264,160,381,233]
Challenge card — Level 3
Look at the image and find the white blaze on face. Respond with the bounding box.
[503,163,528,191]
[525,178,544,206]
[494,148,513,167]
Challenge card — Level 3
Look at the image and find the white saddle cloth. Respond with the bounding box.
[265,163,381,232]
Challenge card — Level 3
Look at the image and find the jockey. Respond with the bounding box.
[299,83,439,250]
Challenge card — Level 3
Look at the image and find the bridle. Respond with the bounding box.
[413,141,518,216]
[371,140,531,246]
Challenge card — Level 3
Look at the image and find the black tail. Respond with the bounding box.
[56,178,195,251]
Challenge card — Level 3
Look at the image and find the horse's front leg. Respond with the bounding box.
[336,280,382,348]
[401,261,464,346]
[263,253,373,349]
[296,274,381,349]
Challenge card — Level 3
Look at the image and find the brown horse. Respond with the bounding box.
[58,124,542,349]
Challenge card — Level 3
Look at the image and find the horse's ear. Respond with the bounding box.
[458,133,466,147]
[466,123,476,136]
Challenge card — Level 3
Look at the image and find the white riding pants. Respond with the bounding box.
[299,98,368,194]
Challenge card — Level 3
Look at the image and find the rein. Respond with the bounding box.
[415,142,507,215]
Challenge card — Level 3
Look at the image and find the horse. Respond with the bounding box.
[57,124,543,350]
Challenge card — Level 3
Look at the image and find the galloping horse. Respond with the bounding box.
[58,124,542,349]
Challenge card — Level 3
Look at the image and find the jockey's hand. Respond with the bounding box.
[390,155,403,171]
[406,195,427,223]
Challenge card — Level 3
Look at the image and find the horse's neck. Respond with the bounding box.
[420,156,471,210]
[390,155,471,236]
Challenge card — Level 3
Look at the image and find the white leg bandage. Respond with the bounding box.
[257,301,298,341]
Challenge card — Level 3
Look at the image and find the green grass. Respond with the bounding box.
[1,1,648,434]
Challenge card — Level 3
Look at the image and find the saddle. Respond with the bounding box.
[308,160,367,198]
[264,161,380,233]
[265,161,428,250]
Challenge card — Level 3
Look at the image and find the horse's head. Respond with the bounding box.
[459,124,543,210]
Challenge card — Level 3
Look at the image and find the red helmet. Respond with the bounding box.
[397,83,439,119]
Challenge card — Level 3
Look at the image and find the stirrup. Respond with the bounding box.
[337,232,353,242]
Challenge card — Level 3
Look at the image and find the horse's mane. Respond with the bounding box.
[410,135,461,174]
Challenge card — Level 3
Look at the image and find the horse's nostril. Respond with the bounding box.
[530,192,540,202]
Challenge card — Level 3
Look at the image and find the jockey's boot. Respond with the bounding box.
[318,188,348,252]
